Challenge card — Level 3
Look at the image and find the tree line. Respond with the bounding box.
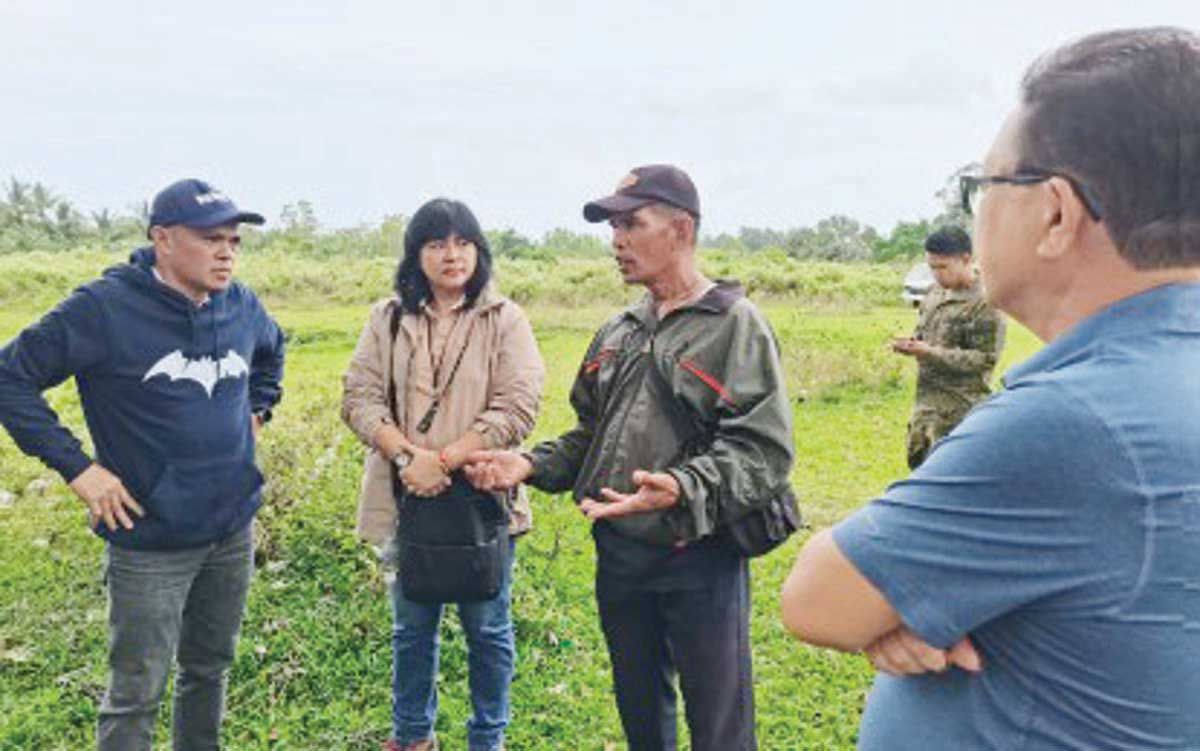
[0,167,976,262]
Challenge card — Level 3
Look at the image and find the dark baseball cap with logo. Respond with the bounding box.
[583,164,700,223]
[147,178,265,238]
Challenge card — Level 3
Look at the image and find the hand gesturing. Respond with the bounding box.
[579,470,681,521]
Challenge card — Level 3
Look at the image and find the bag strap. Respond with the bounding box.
[386,301,402,424]
[384,301,407,510]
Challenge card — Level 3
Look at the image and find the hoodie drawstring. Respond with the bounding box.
[212,299,221,378]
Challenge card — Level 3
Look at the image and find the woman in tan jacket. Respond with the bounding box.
[341,198,544,751]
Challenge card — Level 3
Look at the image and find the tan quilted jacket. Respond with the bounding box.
[341,286,544,544]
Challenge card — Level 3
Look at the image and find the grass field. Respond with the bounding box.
[0,251,1041,750]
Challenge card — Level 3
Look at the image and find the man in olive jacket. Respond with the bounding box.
[466,164,793,751]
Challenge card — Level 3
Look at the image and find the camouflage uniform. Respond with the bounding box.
[907,280,1005,468]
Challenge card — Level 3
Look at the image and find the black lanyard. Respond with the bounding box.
[415,315,476,434]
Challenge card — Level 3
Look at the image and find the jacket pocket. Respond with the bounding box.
[147,456,263,537]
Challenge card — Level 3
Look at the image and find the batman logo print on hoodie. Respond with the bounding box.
[143,349,250,397]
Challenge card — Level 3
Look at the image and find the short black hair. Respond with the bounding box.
[1018,27,1200,269]
[925,226,972,255]
[394,198,493,314]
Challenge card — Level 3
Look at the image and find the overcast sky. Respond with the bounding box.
[3,1,1198,237]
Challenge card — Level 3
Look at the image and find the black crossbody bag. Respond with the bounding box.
[385,304,510,603]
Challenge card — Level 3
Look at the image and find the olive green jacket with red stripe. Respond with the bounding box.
[527,280,794,548]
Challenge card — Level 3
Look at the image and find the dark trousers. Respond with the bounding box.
[596,552,755,751]
[98,523,254,751]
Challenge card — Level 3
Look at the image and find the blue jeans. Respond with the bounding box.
[97,523,254,751]
[389,537,515,751]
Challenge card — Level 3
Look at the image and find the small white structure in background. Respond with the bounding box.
[902,262,935,307]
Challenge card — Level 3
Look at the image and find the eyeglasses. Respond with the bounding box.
[959,171,1104,220]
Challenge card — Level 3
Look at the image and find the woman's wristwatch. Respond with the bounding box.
[392,451,411,471]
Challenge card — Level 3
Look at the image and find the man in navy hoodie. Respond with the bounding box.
[0,179,285,750]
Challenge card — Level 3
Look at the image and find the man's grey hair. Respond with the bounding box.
[648,203,701,246]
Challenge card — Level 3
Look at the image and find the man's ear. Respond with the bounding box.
[1036,176,1088,262]
[149,225,169,251]
[672,213,696,247]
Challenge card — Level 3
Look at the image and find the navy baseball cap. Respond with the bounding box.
[147,179,265,238]
[583,164,700,223]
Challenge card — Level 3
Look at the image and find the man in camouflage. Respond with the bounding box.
[892,226,1005,468]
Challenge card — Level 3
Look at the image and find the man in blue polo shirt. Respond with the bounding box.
[780,27,1200,750]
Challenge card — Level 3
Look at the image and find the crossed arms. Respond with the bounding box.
[780,528,981,675]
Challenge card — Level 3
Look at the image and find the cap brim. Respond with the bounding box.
[582,194,653,223]
[187,206,266,229]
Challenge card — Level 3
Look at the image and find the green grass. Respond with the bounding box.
[0,254,1042,750]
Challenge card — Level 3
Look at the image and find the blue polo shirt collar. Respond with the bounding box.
[1003,281,1200,387]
